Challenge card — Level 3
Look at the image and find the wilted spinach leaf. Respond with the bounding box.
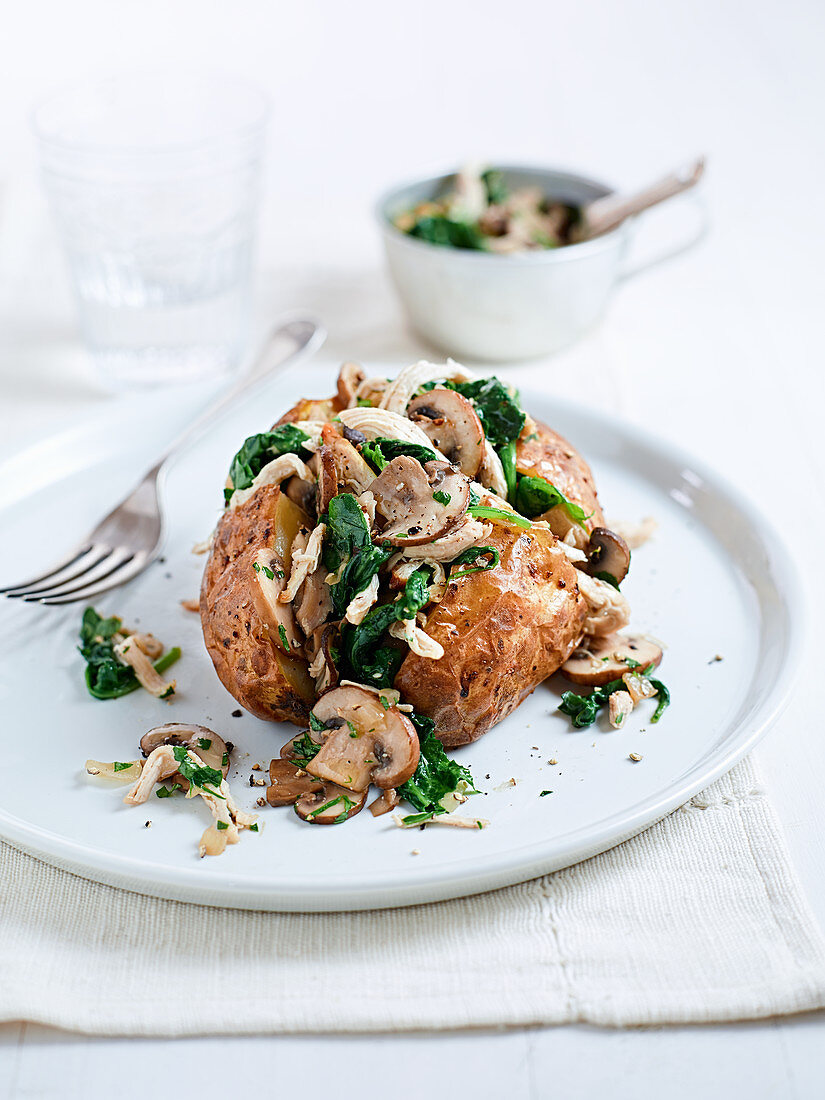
[481,168,509,205]
[408,215,487,251]
[225,424,309,503]
[322,493,372,573]
[515,475,590,527]
[360,437,438,473]
[339,568,431,687]
[451,377,525,449]
[399,714,477,814]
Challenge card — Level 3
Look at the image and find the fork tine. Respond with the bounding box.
[31,553,153,606]
[19,547,135,601]
[1,544,106,597]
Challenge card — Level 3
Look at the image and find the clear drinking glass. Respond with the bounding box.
[33,71,269,387]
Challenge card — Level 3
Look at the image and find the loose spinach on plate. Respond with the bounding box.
[78,607,180,700]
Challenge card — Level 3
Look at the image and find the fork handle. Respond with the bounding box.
[153,315,326,469]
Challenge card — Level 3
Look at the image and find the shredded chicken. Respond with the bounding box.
[229,453,313,509]
[125,745,257,857]
[391,559,447,604]
[556,540,588,564]
[345,574,380,625]
[477,439,508,498]
[402,516,493,561]
[338,407,448,457]
[447,164,488,222]
[286,420,327,453]
[576,572,632,637]
[308,644,333,694]
[378,359,476,415]
[389,617,444,659]
[191,534,214,555]
[609,690,634,728]
[609,516,658,550]
[180,598,200,613]
[354,376,390,404]
[358,489,377,529]
[114,639,175,699]
[564,526,590,551]
[280,524,326,604]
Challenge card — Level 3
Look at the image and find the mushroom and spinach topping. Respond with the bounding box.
[369,456,470,546]
[558,659,670,729]
[79,607,181,700]
[393,165,581,253]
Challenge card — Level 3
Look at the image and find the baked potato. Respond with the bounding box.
[200,358,640,784]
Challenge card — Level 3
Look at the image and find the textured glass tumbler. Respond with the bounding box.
[33,72,269,387]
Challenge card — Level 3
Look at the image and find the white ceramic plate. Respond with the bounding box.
[0,369,803,911]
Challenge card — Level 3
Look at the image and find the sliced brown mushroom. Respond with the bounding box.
[561,632,663,686]
[318,426,376,514]
[295,782,368,824]
[586,527,631,585]
[266,758,324,806]
[294,565,333,637]
[407,389,485,478]
[279,726,326,762]
[307,685,420,790]
[369,456,470,546]
[284,475,317,516]
[139,723,230,793]
[369,788,400,817]
[337,361,367,408]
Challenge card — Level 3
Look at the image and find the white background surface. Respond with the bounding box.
[1,0,824,1096]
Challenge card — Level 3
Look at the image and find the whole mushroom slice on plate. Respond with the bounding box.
[369,456,470,546]
[139,722,231,791]
[306,685,420,791]
[295,782,368,824]
[585,527,631,585]
[561,632,663,687]
[407,389,485,478]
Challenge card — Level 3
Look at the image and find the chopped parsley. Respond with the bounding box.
[197,738,213,751]
[216,821,229,831]
[156,783,181,798]
[171,745,225,798]
[433,490,451,505]
[253,561,275,581]
[540,790,553,797]
[113,761,134,773]
[278,624,290,652]
[288,729,323,767]
[306,795,356,823]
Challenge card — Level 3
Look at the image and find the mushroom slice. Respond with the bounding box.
[561,632,663,686]
[139,722,230,791]
[401,516,492,561]
[317,427,376,514]
[369,788,400,817]
[266,758,324,806]
[586,527,631,585]
[369,456,470,546]
[307,685,420,790]
[295,782,368,824]
[280,523,326,604]
[251,549,303,655]
[337,361,367,408]
[280,726,326,763]
[407,389,484,478]
[294,563,333,637]
[378,359,476,415]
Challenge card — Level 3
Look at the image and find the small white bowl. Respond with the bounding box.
[377,165,631,362]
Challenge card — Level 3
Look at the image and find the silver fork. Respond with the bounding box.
[1,316,326,606]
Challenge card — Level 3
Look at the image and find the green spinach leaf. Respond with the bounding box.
[408,215,487,251]
[225,424,309,503]
[79,608,180,701]
[515,475,590,527]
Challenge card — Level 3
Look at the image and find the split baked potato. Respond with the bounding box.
[200,359,638,764]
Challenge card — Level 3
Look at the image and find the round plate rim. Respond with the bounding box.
[0,390,806,910]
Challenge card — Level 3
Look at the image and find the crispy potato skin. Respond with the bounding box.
[516,420,604,533]
[200,487,315,724]
[394,521,586,747]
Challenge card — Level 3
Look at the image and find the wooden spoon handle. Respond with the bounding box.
[580,157,706,241]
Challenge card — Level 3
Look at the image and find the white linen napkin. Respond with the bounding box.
[1,756,823,1036]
